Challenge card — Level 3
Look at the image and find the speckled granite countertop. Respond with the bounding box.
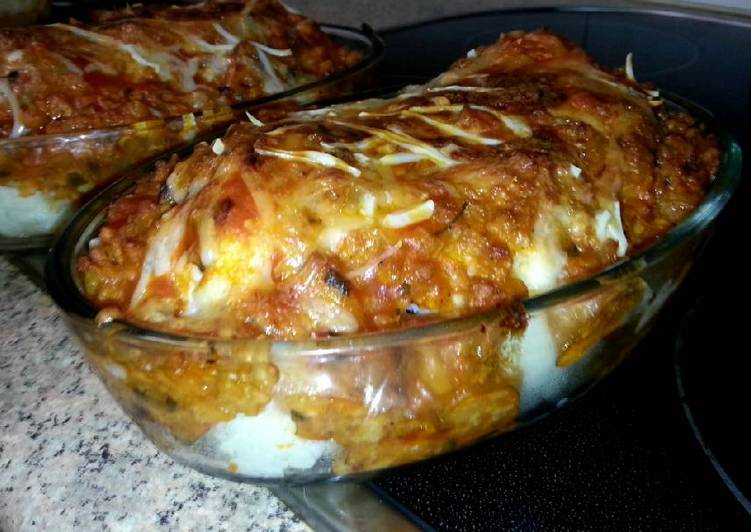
[0,259,309,531]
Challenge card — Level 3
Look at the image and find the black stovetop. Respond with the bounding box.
[365,8,751,531]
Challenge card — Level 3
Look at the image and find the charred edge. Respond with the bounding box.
[213,197,234,225]
[497,302,529,331]
[436,201,469,235]
[397,282,411,297]
[245,149,260,169]
[452,201,469,226]
[158,182,176,206]
[325,269,350,296]
[290,410,306,422]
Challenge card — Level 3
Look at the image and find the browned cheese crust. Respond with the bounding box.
[79,30,719,339]
[0,0,360,138]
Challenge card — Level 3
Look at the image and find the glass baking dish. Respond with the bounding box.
[45,94,741,484]
[0,24,383,251]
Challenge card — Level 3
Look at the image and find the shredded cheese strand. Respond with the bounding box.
[53,52,83,74]
[358,105,463,119]
[252,41,293,57]
[427,85,504,93]
[379,153,430,165]
[468,105,533,138]
[52,24,165,79]
[346,242,402,280]
[0,79,27,138]
[402,110,501,145]
[267,124,303,136]
[189,37,235,53]
[353,153,371,165]
[255,147,361,176]
[289,106,337,118]
[407,105,465,114]
[360,104,530,142]
[253,44,286,93]
[245,111,265,126]
[625,52,635,82]
[331,121,456,168]
[382,200,435,228]
[213,23,240,45]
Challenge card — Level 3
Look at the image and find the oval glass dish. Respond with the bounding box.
[46,95,741,484]
[0,24,383,252]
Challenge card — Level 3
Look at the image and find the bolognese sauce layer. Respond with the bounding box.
[0,0,360,138]
[80,30,718,338]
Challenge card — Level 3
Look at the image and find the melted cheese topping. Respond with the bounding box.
[512,215,568,295]
[381,200,435,228]
[0,0,360,139]
[52,24,166,78]
[594,201,628,257]
[255,147,361,176]
[80,30,718,340]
